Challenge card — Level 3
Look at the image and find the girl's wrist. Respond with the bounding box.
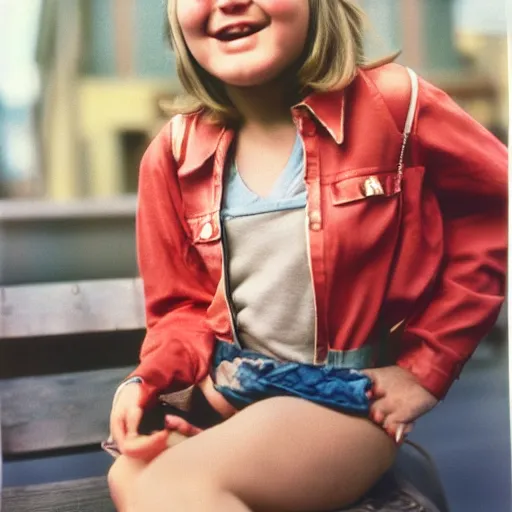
[113,376,144,405]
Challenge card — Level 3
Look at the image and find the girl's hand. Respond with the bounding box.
[109,382,169,461]
[362,366,438,442]
[122,416,203,461]
[109,382,150,455]
[111,375,236,461]
[110,382,202,461]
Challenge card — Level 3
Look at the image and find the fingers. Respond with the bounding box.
[125,407,143,437]
[380,415,414,444]
[165,415,203,437]
[368,395,393,424]
[122,429,170,461]
[112,406,143,453]
[122,417,200,460]
[369,398,414,444]
[119,412,204,461]
[388,420,414,444]
[110,413,127,449]
[370,407,386,425]
[393,423,407,444]
[361,370,385,400]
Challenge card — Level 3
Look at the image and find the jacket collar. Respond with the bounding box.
[178,86,346,173]
[178,113,227,175]
[294,87,346,145]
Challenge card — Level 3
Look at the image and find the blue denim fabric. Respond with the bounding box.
[212,342,372,415]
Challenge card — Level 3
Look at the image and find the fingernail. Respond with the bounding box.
[395,424,405,444]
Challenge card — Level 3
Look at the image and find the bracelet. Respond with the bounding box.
[112,376,143,405]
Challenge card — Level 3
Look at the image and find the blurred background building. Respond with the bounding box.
[0,0,508,202]
[0,2,509,510]
[0,0,508,321]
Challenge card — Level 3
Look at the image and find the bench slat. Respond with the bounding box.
[0,278,145,338]
[0,196,137,221]
[1,367,134,455]
[2,477,114,512]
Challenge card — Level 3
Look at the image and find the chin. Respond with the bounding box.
[208,63,285,89]
[222,76,271,88]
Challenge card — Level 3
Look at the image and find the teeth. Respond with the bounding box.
[228,26,250,35]
[215,24,260,41]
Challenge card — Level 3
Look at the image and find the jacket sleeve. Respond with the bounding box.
[127,124,216,407]
[395,77,507,400]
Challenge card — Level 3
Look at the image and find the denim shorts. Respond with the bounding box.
[212,341,372,416]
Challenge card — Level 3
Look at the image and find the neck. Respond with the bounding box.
[226,76,298,131]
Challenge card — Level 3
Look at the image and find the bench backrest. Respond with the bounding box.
[0,278,145,458]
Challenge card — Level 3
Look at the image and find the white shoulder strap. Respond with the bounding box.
[404,68,419,136]
[397,68,419,179]
[170,114,186,166]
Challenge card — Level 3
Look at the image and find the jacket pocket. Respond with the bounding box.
[330,171,401,206]
[184,213,222,273]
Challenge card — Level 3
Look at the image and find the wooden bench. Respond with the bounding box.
[0,278,452,512]
[0,278,146,511]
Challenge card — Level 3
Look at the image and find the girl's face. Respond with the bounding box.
[176,0,310,87]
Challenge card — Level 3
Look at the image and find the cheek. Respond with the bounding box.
[260,0,307,14]
[261,0,310,47]
[175,0,209,37]
[260,0,310,21]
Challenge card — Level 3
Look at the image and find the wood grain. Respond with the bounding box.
[2,477,115,512]
[0,278,145,339]
[1,367,134,455]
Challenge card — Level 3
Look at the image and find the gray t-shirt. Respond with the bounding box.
[221,134,316,363]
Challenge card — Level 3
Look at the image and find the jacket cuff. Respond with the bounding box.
[395,334,466,400]
[125,366,168,408]
[126,343,201,408]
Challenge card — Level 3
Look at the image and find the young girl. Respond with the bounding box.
[105,0,507,510]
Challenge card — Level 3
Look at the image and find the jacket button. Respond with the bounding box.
[309,211,321,231]
[309,211,321,224]
[199,222,213,240]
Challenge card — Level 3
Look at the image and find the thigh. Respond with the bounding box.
[148,396,397,511]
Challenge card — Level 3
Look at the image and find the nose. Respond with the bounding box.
[215,0,251,15]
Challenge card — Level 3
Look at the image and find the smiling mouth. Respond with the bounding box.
[214,24,264,42]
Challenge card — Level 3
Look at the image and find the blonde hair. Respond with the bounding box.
[166,0,397,123]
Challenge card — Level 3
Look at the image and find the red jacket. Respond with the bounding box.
[130,64,507,406]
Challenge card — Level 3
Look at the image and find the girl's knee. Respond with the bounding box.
[107,455,147,510]
[107,457,124,495]
[134,460,226,511]
[134,475,249,512]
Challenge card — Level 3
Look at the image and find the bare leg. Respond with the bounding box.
[132,397,396,512]
[108,455,148,511]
